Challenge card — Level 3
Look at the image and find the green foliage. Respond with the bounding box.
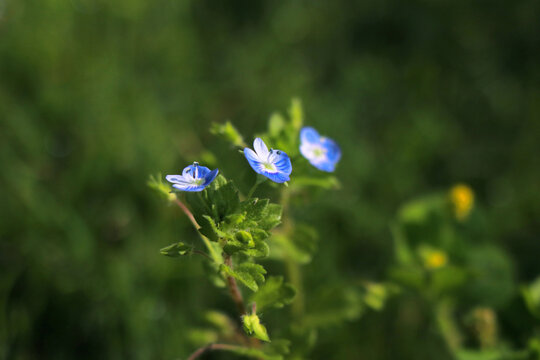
[227,340,291,360]
[184,175,240,224]
[159,242,193,257]
[3,2,538,356]
[362,282,399,311]
[220,263,267,292]
[271,224,318,264]
[302,286,365,329]
[147,173,174,201]
[250,276,297,311]
[210,121,247,148]
[522,277,540,319]
[243,313,271,342]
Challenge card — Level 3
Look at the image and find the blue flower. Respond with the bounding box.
[244,138,292,183]
[299,127,341,172]
[166,162,219,192]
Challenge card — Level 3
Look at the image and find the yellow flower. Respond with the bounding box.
[450,184,474,221]
[424,250,448,270]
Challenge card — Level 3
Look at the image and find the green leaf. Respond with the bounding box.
[259,204,282,231]
[159,242,193,257]
[243,313,270,342]
[185,175,240,223]
[268,113,286,136]
[249,276,296,310]
[242,239,270,258]
[210,121,246,148]
[398,194,446,224]
[241,198,270,223]
[289,98,303,131]
[522,277,540,319]
[198,215,225,242]
[203,260,226,288]
[209,177,241,221]
[203,311,236,337]
[220,263,266,292]
[147,173,175,201]
[223,230,270,258]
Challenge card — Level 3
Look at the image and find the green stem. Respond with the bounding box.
[280,186,305,318]
[246,182,259,200]
[435,299,462,355]
[246,175,266,199]
[286,258,305,318]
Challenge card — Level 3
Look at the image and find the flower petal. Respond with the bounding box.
[300,127,320,144]
[253,138,270,159]
[183,164,211,180]
[244,148,262,167]
[321,138,341,163]
[263,171,290,183]
[272,151,292,175]
[203,168,219,186]
[172,183,207,192]
[312,159,337,172]
[166,175,185,184]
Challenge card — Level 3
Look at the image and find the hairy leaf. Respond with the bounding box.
[220,263,266,292]
[243,313,270,342]
[250,276,296,310]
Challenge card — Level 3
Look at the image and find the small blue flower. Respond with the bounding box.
[244,138,292,183]
[299,127,341,172]
[166,162,219,192]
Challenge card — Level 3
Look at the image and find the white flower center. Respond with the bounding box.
[262,162,277,172]
[309,144,327,160]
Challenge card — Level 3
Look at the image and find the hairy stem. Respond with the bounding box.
[187,343,240,360]
[173,197,221,263]
[174,198,199,229]
[224,255,247,316]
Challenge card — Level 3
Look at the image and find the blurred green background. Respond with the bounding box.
[1,0,540,359]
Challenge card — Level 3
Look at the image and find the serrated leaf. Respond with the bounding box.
[210,179,240,221]
[242,239,270,258]
[259,204,282,231]
[185,175,240,224]
[250,276,296,310]
[243,314,270,342]
[223,230,270,258]
[220,263,266,292]
[159,242,193,257]
[198,215,225,242]
[241,198,269,222]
